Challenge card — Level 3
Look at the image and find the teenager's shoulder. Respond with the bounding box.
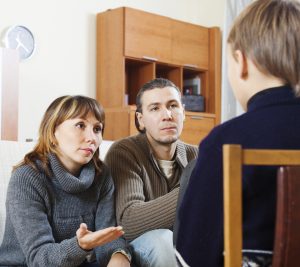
[199,114,248,149]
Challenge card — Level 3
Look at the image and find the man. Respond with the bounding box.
[105,78,198,267]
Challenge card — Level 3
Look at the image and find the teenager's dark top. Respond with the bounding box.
[176,85,300,267]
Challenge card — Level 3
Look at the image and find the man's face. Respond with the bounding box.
[137,86,185,145]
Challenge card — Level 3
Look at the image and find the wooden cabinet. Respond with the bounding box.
[171,20,209,68]
[181,112,215,145]
[124,8,172,62]
[97,7,221,145]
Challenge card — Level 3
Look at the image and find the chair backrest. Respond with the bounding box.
[223,144,300,267]
[273,166,300,267]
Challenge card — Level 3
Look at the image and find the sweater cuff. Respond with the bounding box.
[71,236,91,256]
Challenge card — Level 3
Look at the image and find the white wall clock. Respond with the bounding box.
[3,25,35,61]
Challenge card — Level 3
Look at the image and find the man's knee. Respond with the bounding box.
[130,229,177,267]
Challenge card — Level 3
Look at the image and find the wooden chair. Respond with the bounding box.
[223,144,300,267]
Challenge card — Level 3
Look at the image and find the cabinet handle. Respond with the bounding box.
[190,116,203,120]
[183,63,198,69]
[142,56,158,61]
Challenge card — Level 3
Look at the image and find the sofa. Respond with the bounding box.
[0,140,114,243]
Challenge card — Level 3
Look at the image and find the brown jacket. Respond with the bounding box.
[105,133,198,241]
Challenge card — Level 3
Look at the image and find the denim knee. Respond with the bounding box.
[130,229,177,267]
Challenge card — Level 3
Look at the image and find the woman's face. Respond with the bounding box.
[54,113,103,175]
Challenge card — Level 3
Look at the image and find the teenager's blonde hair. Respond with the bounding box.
[227,0,300,95]
[16,95,105,176]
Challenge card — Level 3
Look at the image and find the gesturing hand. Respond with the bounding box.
[76,223,124,250]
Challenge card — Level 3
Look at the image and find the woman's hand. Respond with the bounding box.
[76,223,124,250]
[107,252,131,267]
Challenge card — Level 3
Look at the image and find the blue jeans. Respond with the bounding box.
[130,229,177,267]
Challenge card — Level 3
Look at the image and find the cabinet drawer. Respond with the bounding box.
[181,115,215,145]
[124,8,172,62]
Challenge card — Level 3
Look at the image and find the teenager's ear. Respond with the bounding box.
[235,50,248,79]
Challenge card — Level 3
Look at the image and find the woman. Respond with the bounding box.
[0,95,131,267]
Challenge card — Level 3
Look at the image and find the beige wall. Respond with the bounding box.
[0,0,225,141]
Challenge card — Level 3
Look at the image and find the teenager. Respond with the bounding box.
[176,0,300,266]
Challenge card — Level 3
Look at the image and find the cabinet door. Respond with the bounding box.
[181,114,215,145]
[172,21,209,69]
[124,8,172,63]
[103,109,130,140]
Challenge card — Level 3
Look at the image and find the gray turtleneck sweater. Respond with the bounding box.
[0,154,129,267]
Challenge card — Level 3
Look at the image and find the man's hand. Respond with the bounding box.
[76,223,124,250]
